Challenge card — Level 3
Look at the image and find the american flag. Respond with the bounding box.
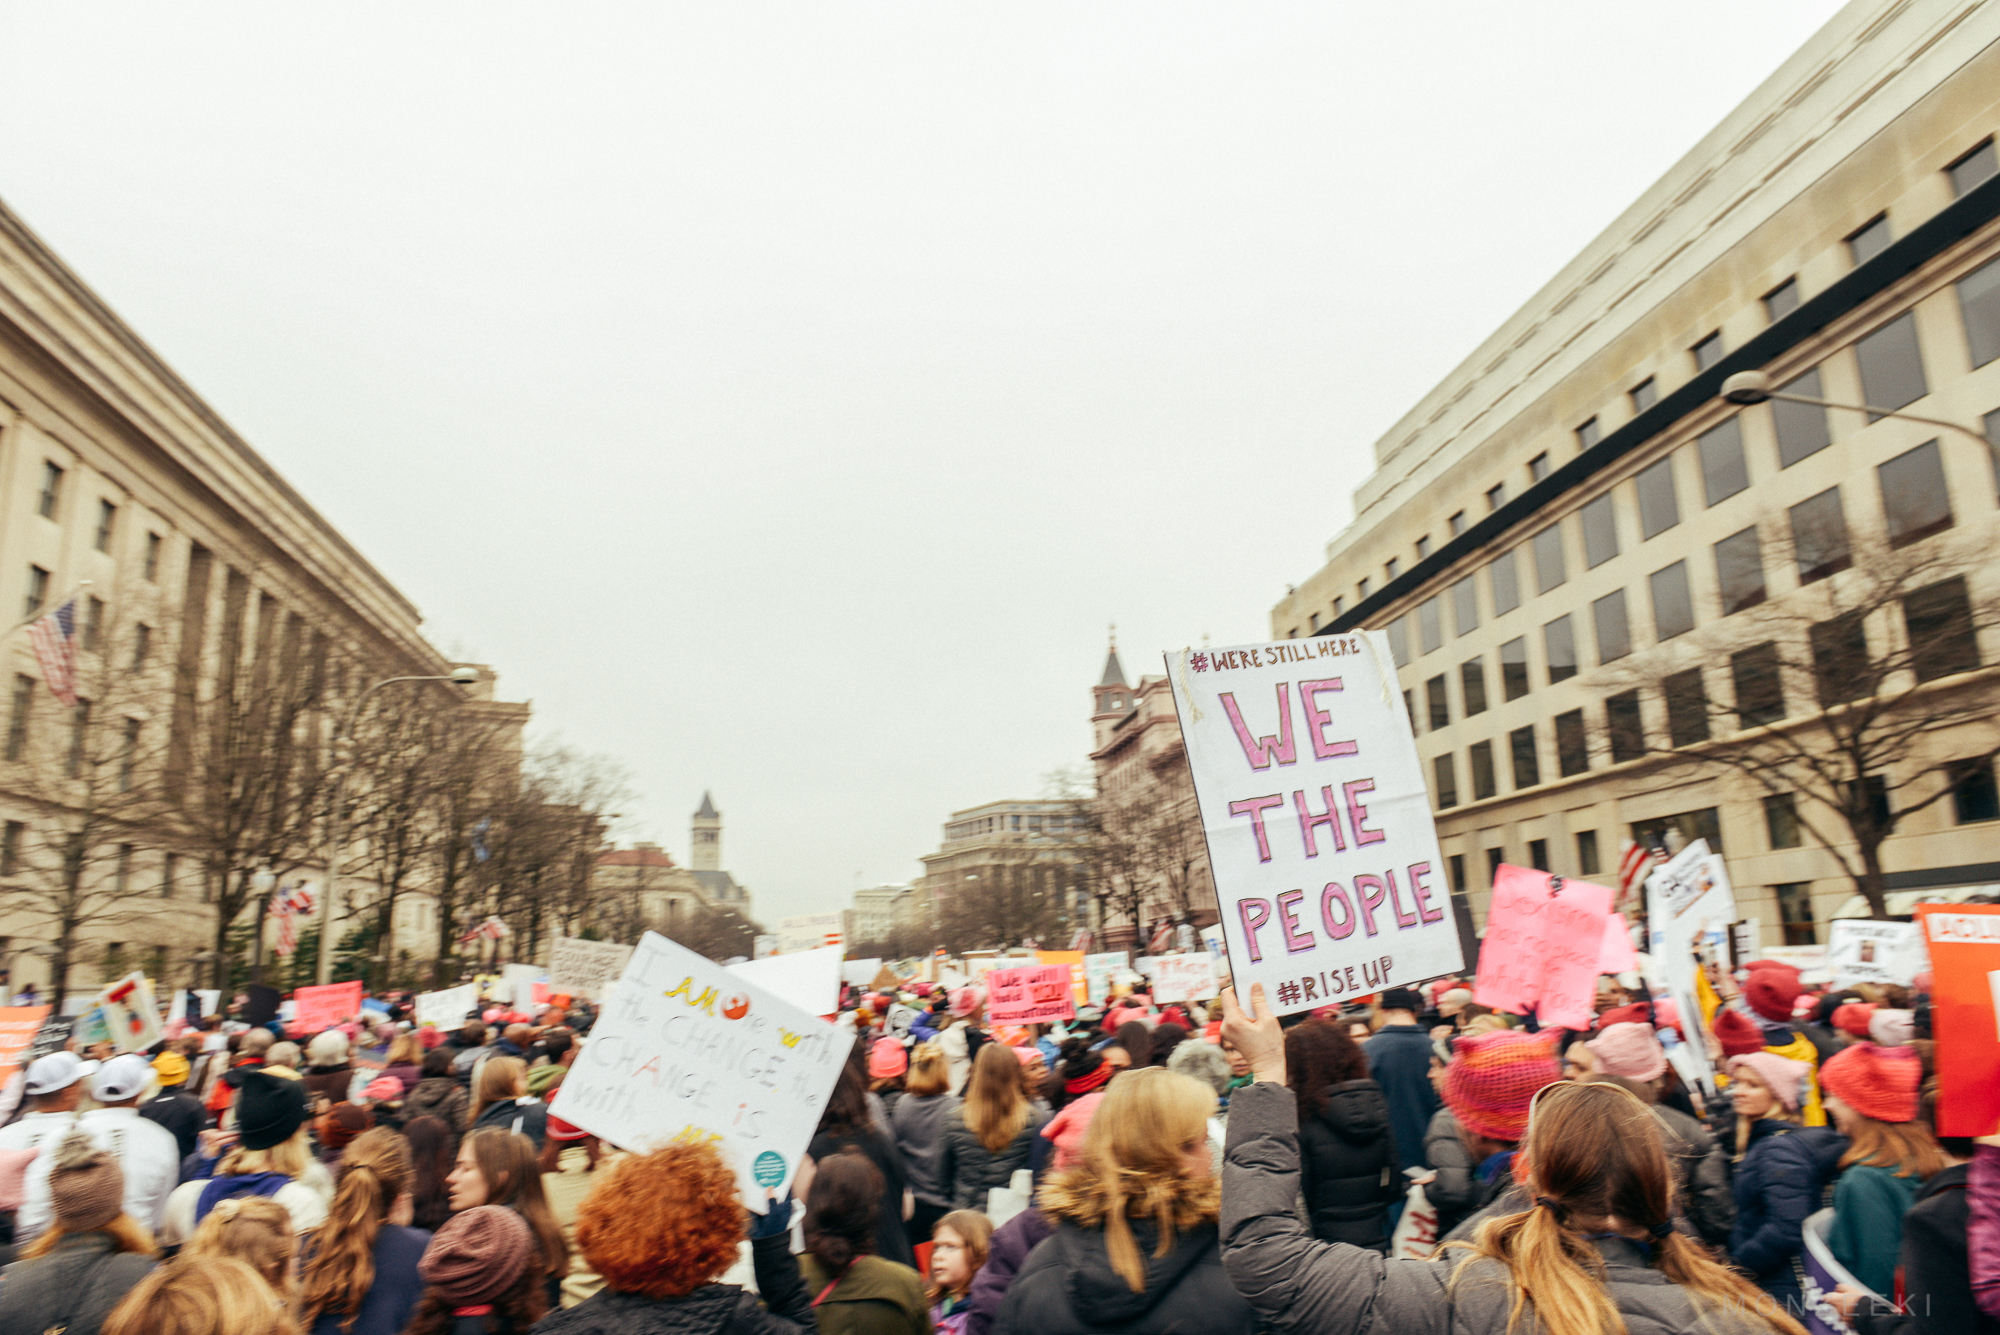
[1617,839,1664,915]
[457,915,510,948]
[271,883,315,957]
[27,598,78,707]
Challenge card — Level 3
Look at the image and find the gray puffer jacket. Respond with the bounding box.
[0,1233,156,1335]
[1220,1080,1780,1335]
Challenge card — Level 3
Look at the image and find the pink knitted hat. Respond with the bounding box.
[1727,1052,1812,1112]
[1584,1022,1667,1083]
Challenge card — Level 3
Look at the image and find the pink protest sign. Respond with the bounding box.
[986,965,1075,1023]
[1473,866,1612,1030]
[293,981,364,1034]
[1599,913,1639,976]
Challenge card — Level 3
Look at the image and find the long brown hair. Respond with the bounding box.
[1285,1020,1371,1117]
[905,1043,950,1098]
[403,1265,544,1335]
[1066,1066,1216,1292]
[924,1208,993,1303]
[962,1042,1030,1153]
[102,1255,301,1335]
[21,1212,155,1259]
[1838,1115,1945,1180]
[468,1055,527,1127]
[300,1129,409,1331]
[1455,1080,1807,1335]
[462,1128,569,1277]
[183,1196,297,1304]
[385,1033,425,1068]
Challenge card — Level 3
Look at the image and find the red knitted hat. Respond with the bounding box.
[1819,1041,1922,1123]
[1595,1003,1651,1030]
[1711,1007,1765,1057]
[420,1205,537,1304]
[1830,1002,1878,1039]
[1742,964,1803,1023]
[1443,1030,1561,1142]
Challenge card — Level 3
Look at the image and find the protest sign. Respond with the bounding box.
[1034,951,1087,1006]
[727,945,843,1018]
[1599,913,1639,977]
[1167,635,1463,1017]
[76,1006,110,1047]
[1473,867,1611,1030]
[0,1007,50,1083]
[99,974,161,1053]
[554,930,848,1202]
[167,989,189,1028]
[195,989,222,1018]
[1083,952,1127,1006]
[293,980,364,1034]
[985,966,1075,1023]
[1916,904,2000,1136]
[1825,919,1927,987]
[1150,954,1219,1004]
[1800,1209,1872,1335]
[415,984,479,1032]
[26,1015,72,1063]
[547,938,635,999]
[840,960,883,989]
[1644,840,1734,1095]
[502,963,542,1014]
[775,913,843,954]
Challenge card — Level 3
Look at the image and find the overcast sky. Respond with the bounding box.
[0,2,1846,922]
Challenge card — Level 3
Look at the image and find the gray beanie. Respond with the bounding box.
[1167,1039,1232,1097]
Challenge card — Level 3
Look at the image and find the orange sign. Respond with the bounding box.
[1916,903,2000,1137]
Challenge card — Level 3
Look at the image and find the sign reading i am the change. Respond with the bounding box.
[1166,635,1462,1018]
[555,931,848,1203]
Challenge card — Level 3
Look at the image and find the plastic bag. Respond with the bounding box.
[1389,1180,1439,1260]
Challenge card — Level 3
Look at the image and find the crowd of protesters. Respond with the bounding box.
[0,954,1987,1334]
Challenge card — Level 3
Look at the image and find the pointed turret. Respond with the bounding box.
[691,792,722,870]
[1092,626,1135,726]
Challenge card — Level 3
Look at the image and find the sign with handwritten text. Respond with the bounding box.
[1474,866,1612,1030]
[1149,954,1219,1004]
[986,965,1076,1023]
[292,981,364,1036]
[415,984,480,1032]
[553,931,848,1202]
[1166,635,1463,1018]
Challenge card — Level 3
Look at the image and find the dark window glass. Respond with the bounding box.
[67,700,89,778]
[1416,535,1432,560]
[1776,882,1817,946]
[22,567,48,621]
[1848,214,1892,265]
[1855,311,1928,416]
[1528,839,1550,872]
[1510,725,1541,788]
[0,821,19,877]
[1905,576,1980,682]
[1649,561,1694,641]
[1576,830,1601,876]
[1470,741,1497,800]
[1790,487,1851,583]
[1772,368,1833,466]
[94,500,116,553]
[1635,457,1679,538]
[1386,558,1400,581]
[1486,483,1506,511]
[1451,576,1478,636]
[1461,657,1488,716]
[5,675,31,762]
[131,623,151,671]
[1666,668,1710,746]
[1961,254,2000,368]
[36,463,62,519]
[1765,794,1802,849]
[81,596,104,653]
[1418,597,1443,655]
[1606,689,1644,763]
[1529,453,1550,483]
[1449,511,1466,537]
[1543,616,1577,684]
[1577,418,1601,449]
[1697,417,1748,506]
[1949,139,1998,197]
[1332,596,1344,618]
[1592,590,1630,664]
[1307,613,1319,634]
[1433,753,1458,810]
[1489,550,1520,614]
[1714,527,1766,615]
[1449,854,1466,896]
[1764,278,1800,322]
[1555,709,1588,777]
[1500,637,1530,700]
[1952,760,2000,824]
[143,532,162,581]
[1630,378,1658,412]
[1533,524,1566,593]
[1580,493,1618,568]
[1849,775,1892,841]
[1878,440,1952,546]
[1426,674,1450,731]
[1358,577,1370,600]
[1485,847,1504,886]
[1630,806,1724,856]
[1386,616,1409,667]
[1810,612,1869,705]
[1732,642,1785,727]
[1691,331,1724,371]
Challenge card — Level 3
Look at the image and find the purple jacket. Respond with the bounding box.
[1971,1144,2000,1320]
[965,1208,1053,1335]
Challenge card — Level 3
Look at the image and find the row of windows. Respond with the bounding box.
[31,461,165,577]
[0,820,184,895]
[4,676,149,786]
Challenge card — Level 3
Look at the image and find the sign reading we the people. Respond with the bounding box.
[1166,635,1462,1018]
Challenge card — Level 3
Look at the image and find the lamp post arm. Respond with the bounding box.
[1757,390,1998,460]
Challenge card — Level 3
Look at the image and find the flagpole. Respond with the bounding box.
[3,579,91,637]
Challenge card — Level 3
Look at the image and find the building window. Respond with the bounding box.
[1486,847,1505,887]
[1577,418,1601,449]
[143,532,163,582]
[1649,561,1694,641]
[1529,452,1550,483]
[1771,367,1832,467]
[1732,643,1785,727]
[5,676,30,762]
[67,700,90,778]
[1630,378,1658,412]
[1448,510,1466,537]
[1961,254,2000,368]
[1451,575,1478,636]
[1847,214,1892,265]
[1526,838,1549,872]
[1713,527,1766,615]
[1449,854,1466,897]
[161,851,176,898]
[118,718,139,791]
[1580,493,1618,568]
[1592,590,1630,664]
[1555,709,1588,777]
[1332,596,1344,618]
[1765,794,1802,849]
[1630,806,1724,855]
[1433,754,1458,810]
[1665,668,1710,746]
[1418,597,1443,655]
[1949,139,1998,197]
[23,566,49,620]
[1461,657,1488,716]
[1691,331,1725,371]
[1386,616,1409,667]
[1416,536,1432,561]
[81,596,104,653]
[130,623,151,672]
[1905,576,1980,681]
[1386,558,1400,581]
[36,462,62,519]
[1510,725,1540,789]
[1606,689,1643,763]
[1810,612,1869,705]
[1775,882,1817,946]
[0,822,20,876]
[1635,456,1679,538]
[1878,440,1952,546]
[1532,524,1566,593]
[1489,549,1520,615]
[1426,674,1450,731]
[1403,689,1417,731]
[1470,741,1497,800]
[93,501,116,553]
[1500,636,1530,701]
[1850,775,1892,838]
[114,844,132,894]
[1764,277,1800,322]
[1357,577,1371,601]
[1789,487,1851,583]
[1952,760,2000,824]
[1697,417,1748,506]
[1855,311,1928,416]
[1486,483,1506,512]
[1308,612,1319,633]
[1543,616,1577,684]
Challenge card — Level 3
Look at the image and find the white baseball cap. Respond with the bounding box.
[23,1052,100,1096]
[89,1054,156,1103]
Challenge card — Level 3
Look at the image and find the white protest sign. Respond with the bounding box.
[1083,952,1127,1006]
[1151,954,1219,1004]
[195,990,222,1018]
[776,913,844,954]
[1826,919,1929,987]
[555,930,848,1202]
[1644,839,1735,1095]
[1166,635,1462,1018]
[501,963,542,1015]
[547,938,635,999]
[841,959,883,988]
[415,984,479,1032]
[726,945,844,1018]
[99,973,161,1053]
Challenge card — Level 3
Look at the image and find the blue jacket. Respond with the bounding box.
[1362,1025,1437,1174]
[1728,1119,1847,1303]
[308,1225,430,1335]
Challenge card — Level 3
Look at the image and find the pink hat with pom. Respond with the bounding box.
[1584,1022,1667,1082]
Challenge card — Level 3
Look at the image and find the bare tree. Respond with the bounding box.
[668,902,761,962]
[419,712,521,985]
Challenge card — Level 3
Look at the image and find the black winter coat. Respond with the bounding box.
[1728,1118,1847,1306]
[938,1108,1045,1212]
[1296,1079,1400,1251]
[995,1218,1255,1335]
[1850,1163,1999,1335]
[531,1234,811,1335]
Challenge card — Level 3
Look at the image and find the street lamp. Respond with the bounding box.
[316,666,481,986]
[1719,370,1999,464]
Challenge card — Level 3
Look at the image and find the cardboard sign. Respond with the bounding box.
[1473,867,1611,1030]
[415,984,480,1032]
[1083,952,1127,1006]
[545,937,635,999]
[727,946,844,1018]
[985,966,1075,1023]
[1644,840,1734,1095]
[554,930,848,1202]
[292,980,364,1034]
[1033,951,1088,1006]
[99,974,161,1053]
[1800,1208,1872,1334]
[26,1016,73,1063]
[1825,919,1928,987]
[1166,635,1463,1017]
[1917,904,2000,1136]
[1150,954,1219,1004]
[502,963,543,1015]
[0,1007,51,1083]
[1599,913,1639,977]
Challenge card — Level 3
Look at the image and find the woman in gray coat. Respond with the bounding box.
[890,1043,959,1242]
[0,1132,156,1335]
[1216,986,1808,1335]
